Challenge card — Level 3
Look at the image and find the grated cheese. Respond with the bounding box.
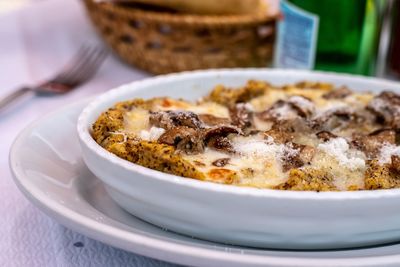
[378,144,400,165]
[140,127,165,141]
[123,108,150,134]
[318,138,365,170]
[288,95,314,111]
[233,136,298,162]
[270,104,298,120]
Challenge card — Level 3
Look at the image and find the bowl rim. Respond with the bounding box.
[77,68,400,200]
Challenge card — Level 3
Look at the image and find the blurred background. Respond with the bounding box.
[0,0,399,78]
[77,0,398,78]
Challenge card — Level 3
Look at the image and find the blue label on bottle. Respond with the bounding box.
[274,0,319,69]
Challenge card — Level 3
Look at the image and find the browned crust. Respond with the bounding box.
[205,80,269,107]
[365,160,400,189]
[274,168,337,191]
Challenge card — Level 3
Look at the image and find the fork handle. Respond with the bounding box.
[0,87,32,111]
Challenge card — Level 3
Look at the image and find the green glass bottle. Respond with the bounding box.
[275,0,379,76]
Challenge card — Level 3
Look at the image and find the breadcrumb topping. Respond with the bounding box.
[318,138,366,171]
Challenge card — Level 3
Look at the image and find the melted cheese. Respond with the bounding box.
[311,138,366,190]
[250,89,286,111]
[183,146,289,188]
[253,116,273,131]
[156,100,229,118]
[311,151,365,190]
[318,138,366,171]
[140,127,165,141]
[186,102,229,118]
[182,135,293,187]
[123,108,150,134]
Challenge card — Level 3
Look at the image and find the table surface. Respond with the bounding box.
[0,0,180,266]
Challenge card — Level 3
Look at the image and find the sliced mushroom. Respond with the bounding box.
[370,128,397,144]
[351,128,396,158]
[229,103,253,132]
[150,110,203,130]
[390,155,400,174]
[257,96,314,124]
[149,111,174,129]
[281,143,315,172]
[264,126,294,144]
[204,125,240,153]
[367,91,400,129]
[311,107,359,131]
[248,129,262,135]
[316,131,338,142]
[281,154,302,173]
[212,158,230,167]
[287,95,315,118]
[257,100,298,122]
[198,114,230,127]
[204,125,240,141]
[264,118,310,144]
[158,126,204,154]
[207,136,234,153]
[322,86,352,99]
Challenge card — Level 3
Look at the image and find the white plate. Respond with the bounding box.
[77,69,400,249]
[9,82,400,267]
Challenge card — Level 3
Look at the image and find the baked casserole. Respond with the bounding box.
[91,80,400,191]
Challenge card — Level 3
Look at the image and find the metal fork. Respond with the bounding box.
[0,46,108,111]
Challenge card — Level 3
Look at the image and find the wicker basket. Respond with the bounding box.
[83,0,277,74]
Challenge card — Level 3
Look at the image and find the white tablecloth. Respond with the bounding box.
[0,1,179,266]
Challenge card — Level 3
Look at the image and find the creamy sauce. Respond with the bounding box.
[139,127,165,141]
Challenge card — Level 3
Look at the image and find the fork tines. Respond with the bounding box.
[51,46,108,89]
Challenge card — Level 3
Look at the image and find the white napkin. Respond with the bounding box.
[0,0,178,266]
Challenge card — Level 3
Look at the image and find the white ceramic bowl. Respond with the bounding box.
[77,69,400,249]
